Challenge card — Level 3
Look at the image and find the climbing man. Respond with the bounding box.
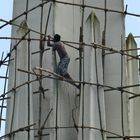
[47,34,80,89]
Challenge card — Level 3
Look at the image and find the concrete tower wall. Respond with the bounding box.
[5,0,131,140]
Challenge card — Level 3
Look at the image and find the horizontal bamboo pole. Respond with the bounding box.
[0,0,52,29]
[0,123,36,139]
[28,125,132,140]
[0,118,6,121]
[1,20,140,62]
[55,0,140,18]
[0,97,10,100]
[17,68,138,97]
[107,136,140,139]
[0,0,140,34]
[0,76,8,79]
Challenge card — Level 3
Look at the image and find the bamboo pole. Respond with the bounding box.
[27,33,31,140]
[0,20,140,62]
[120,36,125,137]
[0,56,9,130]
[0,123,36,139]
[0,0,52,30]
[54,0,140,18]
[0,0,140,33]
[79,0,85,140]
[95,47,105,140]
[0,67,138,102]
[25,125,133,140]
[18,68,140,97]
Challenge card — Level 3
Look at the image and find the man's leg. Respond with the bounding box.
[63,73,80,89]
[57,57,80,89]
[57,57,70,76]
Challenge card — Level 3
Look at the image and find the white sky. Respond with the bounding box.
[125,0,140,46]
[0,0,140,136]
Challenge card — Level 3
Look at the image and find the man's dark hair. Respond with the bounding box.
[54,34,61,42]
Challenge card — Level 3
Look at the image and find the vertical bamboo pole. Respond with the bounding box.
[94,48,105,140]
[120,36,125,137]
[25,1,30,139]
[0,55,10,130]
[38,0,44,139]
[25,0,29,20]
[79,1,85,140]
[102,0,107,80]
[9,41,18,140]
[27,33,31,140]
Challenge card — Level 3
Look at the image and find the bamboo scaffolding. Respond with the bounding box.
[129,94,140,100]
[2,35,140,40]
[27,32,31,140]
[2,35,140,48]
[19,125,133,140]
[64,41,140,61]
[0,58,9,130]
[16,68,139,97]
[9,39,18,134]
[107,136,140,139]
[0,30,30,68]
[81,1,85,139]
[41,108,53,129]
[0,0,52,30]
[0,119,6,121]
[0,66,139,112]
[0,36,79,51]
[25,0,29,20]
[0,123,36,139]
[0,56,139,137]
[0,71,137,138]
[38,1,45,139]
[0,65,136,140]
[1,0,140,140]
[0,19,42,37]
[120,36,125,137]
[0,76,8,79]
[0,37,41,41]
[0,0,140,34]
[1,19,140,62]
[95,48,105,140]
[0,125,129,140]
[0,77,39,98]
[33,88,50,94]
[0,106,7,108]
[35,133,50,138]
[105,83,140,91]
[0,97,10,101]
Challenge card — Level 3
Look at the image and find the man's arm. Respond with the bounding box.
[47,35,53,46]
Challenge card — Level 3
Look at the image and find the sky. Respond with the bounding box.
[0,0,140,136]
[125,0,140,46]
[0,0,13,136]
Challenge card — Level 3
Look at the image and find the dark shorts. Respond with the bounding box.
[57,57,70,76]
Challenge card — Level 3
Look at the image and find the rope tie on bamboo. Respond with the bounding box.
[39,86,45,98]
[124,5,128,15]
[0,61,3,67]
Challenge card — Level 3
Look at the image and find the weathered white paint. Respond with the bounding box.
[103,0,129,138]
[126,33,140,139]
[77,12,106,140]
[5,22,34,140]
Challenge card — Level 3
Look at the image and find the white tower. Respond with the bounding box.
[4,0,139,140]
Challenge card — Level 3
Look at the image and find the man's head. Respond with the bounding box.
[54,34,61,42]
